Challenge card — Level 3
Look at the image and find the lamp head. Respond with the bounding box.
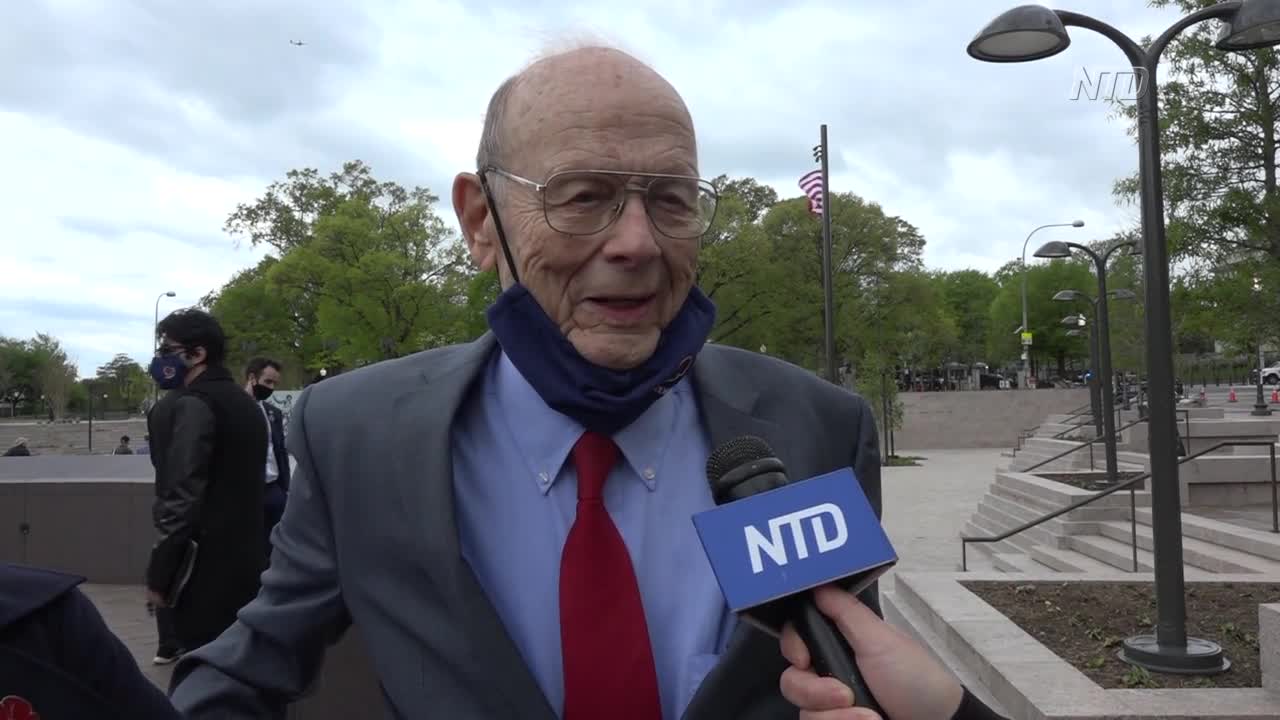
[1071,219,1084,227]
[164,291,176,297]
[1110,288,1138,301]
[1216,0,1280,51]
[1060,314,1086,328]
[1034,240,1073,259]
[1052,289,1087,302]
[968,5,1071,62]
[1065,329,1085,337]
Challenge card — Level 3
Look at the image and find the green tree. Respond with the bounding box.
[987,258,1098,378]
[94,353,150,413]
[934,269,1000,364]
[1114,0,1280,264]
[29,334,77,418]
[210,161,483,376]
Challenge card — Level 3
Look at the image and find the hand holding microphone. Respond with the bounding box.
[778,584,966,720]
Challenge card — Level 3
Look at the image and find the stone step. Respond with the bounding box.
[989,481,1131,523]
[962,517,1022,556]
[992,551,1049,573]
[1065,533,1151,572]
[996,472,1148,509]
[1097,519,1280,574]
[881,590,1010,717]
[977,496,1060,547]
[1027,543,1119,573]
[1137,508,1280,563]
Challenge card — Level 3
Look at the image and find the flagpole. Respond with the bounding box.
[819,124,837,384]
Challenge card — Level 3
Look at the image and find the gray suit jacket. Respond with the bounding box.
[169,333,884,719]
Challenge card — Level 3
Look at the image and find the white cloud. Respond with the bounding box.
[0,0,1196,377]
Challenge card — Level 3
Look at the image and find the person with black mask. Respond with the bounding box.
[243,357,290,557]
[145,308,269,658]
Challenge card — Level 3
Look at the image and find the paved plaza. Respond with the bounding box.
[86,447,1005,693]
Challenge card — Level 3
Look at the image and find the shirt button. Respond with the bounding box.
[642,467,656,480]
[538,472,550,486]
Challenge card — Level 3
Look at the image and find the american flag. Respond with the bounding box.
[798,169,824,216]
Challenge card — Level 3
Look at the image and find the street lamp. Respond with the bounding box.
[1038,241,1132,490]
[1019,220,1085,390]
[1052,283,1139,479]
[1252,276,1273,416]
[1056,304,1102,438]
[969,0,1280,676]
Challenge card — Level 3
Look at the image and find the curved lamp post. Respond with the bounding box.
[1051,283,1139,480]
[1019,220,1084,389]
[969,0,1280,676]
[152,290,176,404]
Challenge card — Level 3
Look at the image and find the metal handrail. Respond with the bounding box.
[1023,409,1192,473]
[962,440,1279,572]
[1010,402,1094,454]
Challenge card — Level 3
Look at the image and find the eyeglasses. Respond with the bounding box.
[481,167,718,239]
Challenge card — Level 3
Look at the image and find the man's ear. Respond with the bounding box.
[453,172,496,273]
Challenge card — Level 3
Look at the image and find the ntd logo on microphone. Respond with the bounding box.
[744,503,847,574]
[692,467,896,616]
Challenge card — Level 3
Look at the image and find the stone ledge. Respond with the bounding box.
[896,571,1280,719]
[1263,603,1280,693]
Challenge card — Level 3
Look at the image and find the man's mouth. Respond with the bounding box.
[585,294,657,322]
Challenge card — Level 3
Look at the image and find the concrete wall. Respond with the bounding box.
[894,388,1091,451]
[1,456,379,719]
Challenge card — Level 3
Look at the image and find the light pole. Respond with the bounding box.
[1020,221,1085,389]
[968,0,1280,675]
[1053,283,1139,481]
[153,290,176,405]
[1252,276,1273,416]
[1062,311,1101,438]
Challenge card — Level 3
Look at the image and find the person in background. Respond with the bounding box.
[242,357,290,556]
[137,434,152,455]
[113,435,134,455]
[3,437,30,457]
[0,562,180,718]
[145,308,268,660]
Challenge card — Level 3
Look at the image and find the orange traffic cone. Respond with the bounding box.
[1229,387,1238,402]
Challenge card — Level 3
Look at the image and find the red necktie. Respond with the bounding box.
[559,431,662,720]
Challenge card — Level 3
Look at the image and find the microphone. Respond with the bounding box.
[693,435,896,715]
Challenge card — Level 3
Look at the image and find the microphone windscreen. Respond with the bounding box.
[705,435,775,485]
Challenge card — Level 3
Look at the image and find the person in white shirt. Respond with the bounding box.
[242,358,290,557]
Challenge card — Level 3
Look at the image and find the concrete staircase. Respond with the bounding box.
[962,471,1280,577]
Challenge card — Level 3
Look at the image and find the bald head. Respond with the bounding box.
[476,46,695,174]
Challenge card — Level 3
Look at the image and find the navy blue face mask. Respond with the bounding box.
[486,283,717,435]
[148,353,189,390]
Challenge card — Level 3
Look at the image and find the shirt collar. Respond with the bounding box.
[490,350,688,496]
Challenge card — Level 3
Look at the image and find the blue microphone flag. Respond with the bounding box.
[691,467,896,634]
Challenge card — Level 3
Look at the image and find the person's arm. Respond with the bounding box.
[779,586,1011,720]
[168,386,351,718]
[41,586,181,718]
[146,395,215,595]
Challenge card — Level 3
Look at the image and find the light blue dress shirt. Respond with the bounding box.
[452,351,736,720]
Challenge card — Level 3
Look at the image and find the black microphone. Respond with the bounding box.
[704,435,884,716]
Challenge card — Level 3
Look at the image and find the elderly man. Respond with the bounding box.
[169,46,1003,720]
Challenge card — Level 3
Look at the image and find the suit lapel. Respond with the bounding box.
[390,333,557,720]
[684,346,794,720]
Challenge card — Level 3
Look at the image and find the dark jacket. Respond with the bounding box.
[146,365,269,650]
[263,401,291,492]
[0,562,179,719]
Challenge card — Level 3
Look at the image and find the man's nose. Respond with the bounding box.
[600,194,661,262]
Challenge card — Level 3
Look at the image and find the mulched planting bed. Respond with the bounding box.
[1035,471,1145,491]
[961,580,1280,688]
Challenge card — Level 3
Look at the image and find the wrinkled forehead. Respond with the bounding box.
[507,62,698,176]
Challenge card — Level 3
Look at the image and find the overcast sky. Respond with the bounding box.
[1,0,1189,379]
